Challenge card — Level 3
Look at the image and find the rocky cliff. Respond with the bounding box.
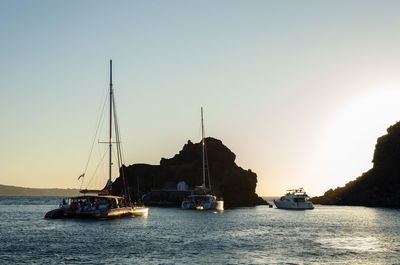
[311,122,400,207]
[112,137,267,207]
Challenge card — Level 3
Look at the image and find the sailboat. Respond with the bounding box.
[45,60,149,219]
[181,107,224,211]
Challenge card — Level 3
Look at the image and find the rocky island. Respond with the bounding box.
[112,137,267,207]
[311,122,400,208]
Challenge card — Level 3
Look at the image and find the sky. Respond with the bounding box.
[2,1,400,196]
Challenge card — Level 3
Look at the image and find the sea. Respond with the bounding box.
[0,197,399,264]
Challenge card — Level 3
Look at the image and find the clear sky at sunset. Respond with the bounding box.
[2,1,400,196]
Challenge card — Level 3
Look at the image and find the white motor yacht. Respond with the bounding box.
[274,188,314,210]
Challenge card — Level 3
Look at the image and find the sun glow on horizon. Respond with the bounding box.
[309,88,400,196]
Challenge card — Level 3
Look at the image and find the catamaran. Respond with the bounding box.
[45,60,148,219]
[181,108,224,211]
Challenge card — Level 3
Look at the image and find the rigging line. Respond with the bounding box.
[79,175,84,192]
[204,139,213,194]
[115,120,128,199]
[114,105,127,200]
[78,177,84,194]
[198,121,202,141]
[112,93,130,202]
[201,110,212,193]
[111,144,124,190]
[115,117,123,167]
[112,91,125,163]
[85,148,108,189]
[77,88,108,193]
[82,88,109,176]
[112,94,122,167]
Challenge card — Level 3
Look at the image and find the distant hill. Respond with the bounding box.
[311,121,400,208]
[0,184,79,196]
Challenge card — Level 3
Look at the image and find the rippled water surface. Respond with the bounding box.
[1,197,400,264]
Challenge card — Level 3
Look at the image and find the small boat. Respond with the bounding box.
[181,186,224,211]
[273,188,314,210]
[45,60,148,219]
[181,108,224,211]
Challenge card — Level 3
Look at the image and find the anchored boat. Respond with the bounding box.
[274,188,314,210]
[181,108,224,211]
[45,60,148,219]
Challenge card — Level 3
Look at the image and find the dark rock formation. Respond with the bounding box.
[112,137,267,207]
[311,122,400,208]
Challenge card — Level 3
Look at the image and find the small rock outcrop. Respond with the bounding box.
[311,122,400,207]
[112,137,267,207]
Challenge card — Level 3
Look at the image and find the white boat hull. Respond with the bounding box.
[274,199,314,210]
[132,206,149,217]
[181,200,223,211]
[46,206,149,219]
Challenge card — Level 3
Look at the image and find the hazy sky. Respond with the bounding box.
[2,1,400,196]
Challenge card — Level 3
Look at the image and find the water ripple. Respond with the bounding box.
[1,197,400,264]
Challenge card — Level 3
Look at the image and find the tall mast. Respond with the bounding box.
[201,107,205,188]
[109,60,113,184]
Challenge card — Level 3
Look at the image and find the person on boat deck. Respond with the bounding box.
[96,198,100,209]
[85,201,90,210]
[79,200,84,211]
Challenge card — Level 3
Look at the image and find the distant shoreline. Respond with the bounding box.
[0,184,79,196]
[0,184,282,199]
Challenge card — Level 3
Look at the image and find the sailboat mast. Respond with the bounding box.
[201,107,206,188]
[109,60,113,184]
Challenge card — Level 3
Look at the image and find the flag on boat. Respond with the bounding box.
[101,185,112,194]
[78,173,85,180]
[101,179,113,194]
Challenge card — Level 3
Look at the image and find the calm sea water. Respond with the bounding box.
[0,197,399,264]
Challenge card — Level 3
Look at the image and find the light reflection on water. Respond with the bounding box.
[317,236,382,251]
[0,197,400,264]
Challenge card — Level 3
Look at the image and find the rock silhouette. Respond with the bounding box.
[112,137,267,207]
[311,121,400,207]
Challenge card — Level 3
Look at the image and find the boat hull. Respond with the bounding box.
[181,200,224,211]
[132,206,149,217]
[273,199,314,210]
[45,206,149,219]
